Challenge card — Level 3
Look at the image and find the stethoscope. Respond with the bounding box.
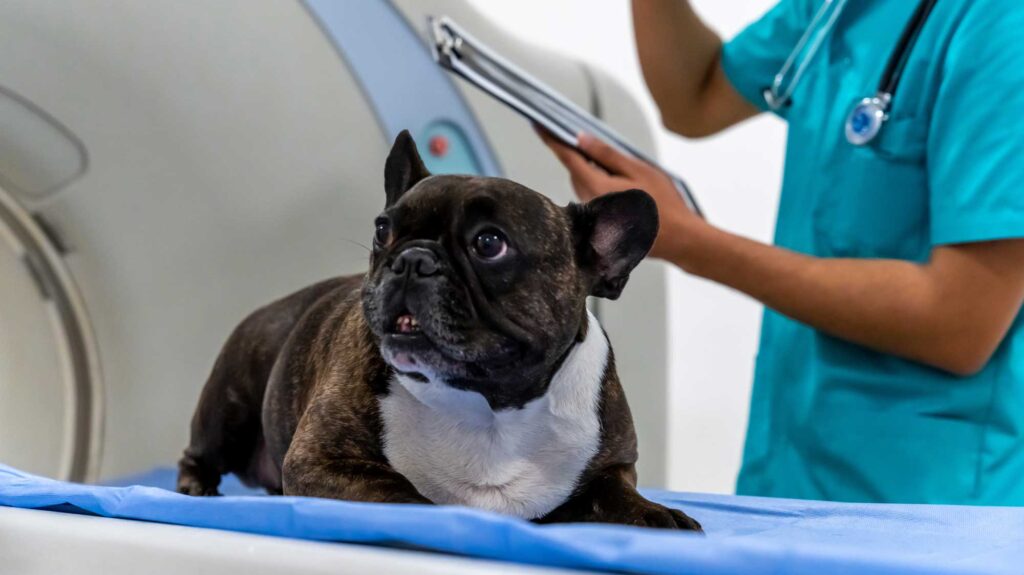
[763,0,939,146]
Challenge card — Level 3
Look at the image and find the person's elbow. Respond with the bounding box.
[643,70,717,138]
[659,108,718,139]
[649,80,718,138]
[925,330,1003,377]
[932,348,992,377]
[651,66,758,139]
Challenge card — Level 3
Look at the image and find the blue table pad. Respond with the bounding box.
[2,464,1023,575]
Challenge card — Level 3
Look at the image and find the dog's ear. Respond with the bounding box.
[569,190,659,300]
[384,130,431,207]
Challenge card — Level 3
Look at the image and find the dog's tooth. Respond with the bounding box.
[395,314,417,333]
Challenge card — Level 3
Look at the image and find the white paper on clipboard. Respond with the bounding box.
[429,16,703,218]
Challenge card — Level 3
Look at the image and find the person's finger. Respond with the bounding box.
[570,175,597,201]
[539,133,614,192]
[536,125,586,163]
[539,132,578,166]
[577,132,644,176]
[535,126,636,200]
[535,123,571,155]
[534,123,558,146]
[564,151,623,195]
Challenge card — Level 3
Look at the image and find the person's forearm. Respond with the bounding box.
[631,1,758,136]
[670,224,1014,376]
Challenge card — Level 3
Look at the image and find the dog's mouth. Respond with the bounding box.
[380,307,495,382]
[373,298,516,381]
[381,308,439,375]
[391,313,421,335]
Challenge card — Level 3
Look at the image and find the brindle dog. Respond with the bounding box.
[177,131,701,531]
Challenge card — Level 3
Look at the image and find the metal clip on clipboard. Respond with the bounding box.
[429,16,703,218]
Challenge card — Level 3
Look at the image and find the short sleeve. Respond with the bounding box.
[720,0,816,114]
[929,1,1024,246]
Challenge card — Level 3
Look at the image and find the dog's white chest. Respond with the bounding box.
[378,313,608,519]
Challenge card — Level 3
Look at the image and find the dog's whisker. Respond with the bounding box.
[342,238,374,253]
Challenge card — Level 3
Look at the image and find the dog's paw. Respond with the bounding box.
[176,472,222,496]
[626,500,704,532]
[539,478,704,532]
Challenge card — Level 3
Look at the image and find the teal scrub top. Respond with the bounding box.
[721,0,1024,505]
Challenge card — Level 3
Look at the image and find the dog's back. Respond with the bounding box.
[177,275,362,494]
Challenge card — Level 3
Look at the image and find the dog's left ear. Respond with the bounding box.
[570,190,659,300]
[384,130,431,207]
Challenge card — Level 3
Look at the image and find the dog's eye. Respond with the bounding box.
[473,231,508,260]
[374,219,391,247]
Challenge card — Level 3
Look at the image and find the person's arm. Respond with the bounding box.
[682,225,1024,377]
[541,132,1024,376]
[631,0,759,137]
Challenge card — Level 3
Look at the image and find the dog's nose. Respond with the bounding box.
[390,247,439,277]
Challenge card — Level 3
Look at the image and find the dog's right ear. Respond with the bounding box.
[384,130,431,207]
[569,190,659,300]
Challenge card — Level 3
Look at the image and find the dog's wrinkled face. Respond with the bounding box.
[362,131,658,409]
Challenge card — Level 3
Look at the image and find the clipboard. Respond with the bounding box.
[429,16,703,218]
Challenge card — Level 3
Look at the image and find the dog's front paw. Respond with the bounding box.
[621,499,703,532]
[581,488,703,532]
[176,467,221,496]
[540,474,703,532]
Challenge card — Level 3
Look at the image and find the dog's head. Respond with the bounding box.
[362,131,658,409]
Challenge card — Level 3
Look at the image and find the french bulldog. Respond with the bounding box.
[177,131,701,531]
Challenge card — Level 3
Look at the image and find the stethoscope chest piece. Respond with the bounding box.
[845,94,890,146]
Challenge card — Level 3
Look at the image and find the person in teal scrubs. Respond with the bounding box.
[540,0,1024,505]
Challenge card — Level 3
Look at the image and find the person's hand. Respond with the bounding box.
[537,128,708,264]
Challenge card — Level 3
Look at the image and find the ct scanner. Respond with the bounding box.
[0,0,674,491]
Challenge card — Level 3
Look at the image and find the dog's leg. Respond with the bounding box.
[283,458,430,504]
[177,353,262,496]
[281,427,430,504]
[538,465,702,531]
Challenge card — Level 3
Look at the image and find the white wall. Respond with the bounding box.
[468,0,786,493]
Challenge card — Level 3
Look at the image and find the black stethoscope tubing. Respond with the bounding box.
[845,0,938,145]
[879,0,939,99]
